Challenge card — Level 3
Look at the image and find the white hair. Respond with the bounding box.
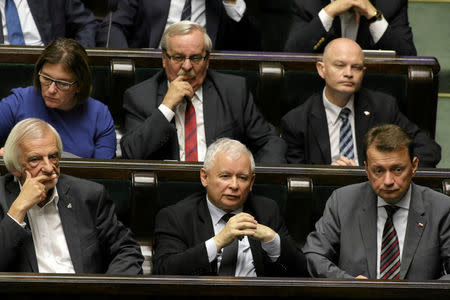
[4,118,63,173]
[161,20,212,53]
[203,138,255,172]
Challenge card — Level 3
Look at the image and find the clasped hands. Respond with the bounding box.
[325,0,377,23]
[213,212,276,252]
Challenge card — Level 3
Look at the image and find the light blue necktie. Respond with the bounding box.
[339,108,355,160]
[5,0,25,45]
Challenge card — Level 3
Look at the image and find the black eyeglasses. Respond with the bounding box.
[164,51,209,65]
[38,72,77,91]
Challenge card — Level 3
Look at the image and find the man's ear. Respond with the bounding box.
[316,61,325,79]
[412,156,419,175]
[200,168,208,188]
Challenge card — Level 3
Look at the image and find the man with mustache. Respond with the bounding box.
[280,38,440,167]
[120,21,286,163]
[0,118,143,273]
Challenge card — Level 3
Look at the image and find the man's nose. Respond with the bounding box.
[181,58,193,70]
[343,65,353,77]
[41,157,54,173]
[383,171,394,186]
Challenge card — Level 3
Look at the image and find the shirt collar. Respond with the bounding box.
[322,87,355,125]
[206,194,243,226]
[377,184,412,211]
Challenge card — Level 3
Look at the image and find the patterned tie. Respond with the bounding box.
[180,0,192,21]
[184,99,198,161]
[5,0,25,45]
[339,108,355,160]
[380,205,401,279]
[218,213,238,276]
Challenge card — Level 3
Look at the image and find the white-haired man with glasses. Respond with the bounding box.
[121,21,286,163]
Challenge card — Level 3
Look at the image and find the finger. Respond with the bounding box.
[33,173,57,183]
[25,170,32,180]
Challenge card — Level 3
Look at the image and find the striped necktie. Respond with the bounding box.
[5,0,25,45]
[184,99,198,161]
[218,213,237,276]
[380,205,401,279]
[339,107,354,160]
[181,0,192,21]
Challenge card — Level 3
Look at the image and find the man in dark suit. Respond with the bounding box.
[0,0,97,47]
[281,38,440,167]
[152,138,307,276]
[120,21,285,163]
[285,0,417,56]
[0,118,143,273]
[303,124,450,280]
[97,0,261,51]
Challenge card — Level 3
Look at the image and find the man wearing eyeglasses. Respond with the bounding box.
[120,21,286,163]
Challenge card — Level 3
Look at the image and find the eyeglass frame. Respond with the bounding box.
[38,72,77,91]
[163,50,209,65]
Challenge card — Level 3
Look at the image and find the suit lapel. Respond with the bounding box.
[27,0,51,44]
[5,176,38,272]
[150,0,171,48]
[197,194,217,273]
[56,176,83,273]
[354,93,372,164]
[157,76,180,159]
[202,75,218,147]
[358,186,378,278]
[310,96,332,164]
[400,184,426,279]
[205,1,220,46]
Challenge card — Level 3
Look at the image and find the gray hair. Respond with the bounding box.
[161,20,212,53]
[203,138,255,172]
[4,118,63,173]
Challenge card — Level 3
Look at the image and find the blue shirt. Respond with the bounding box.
[0,86,116,158]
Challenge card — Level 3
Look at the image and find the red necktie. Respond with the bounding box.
[380,205,401,279]
[184,99,198,161]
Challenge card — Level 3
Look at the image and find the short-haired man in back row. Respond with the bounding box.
[281,37,440,167]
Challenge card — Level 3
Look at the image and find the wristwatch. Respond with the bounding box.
[368,9,383,24]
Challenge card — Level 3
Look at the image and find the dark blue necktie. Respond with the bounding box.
[5,0,25,45]
[218,213,237,276]
[339,108,355,160]
[180,0,192,21]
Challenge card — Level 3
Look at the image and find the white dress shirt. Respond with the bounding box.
[204,196,280,277]
[159,84,207,161]
[376,185,411,279]
[318,0,388,44]
[0,0,43,45]
[8,180,75,273]
[322,88,359,165]
[161,0,246,48]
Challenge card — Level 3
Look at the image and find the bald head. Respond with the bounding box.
[323,38,365,64]
[316,38,366,106]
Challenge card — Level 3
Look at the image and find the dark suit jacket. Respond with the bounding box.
[303,182,450,280]
[285,0,417,56]
[280,88,441,167]
[0,174,143,274]
[96,0,261,50]
[0,0,98,47]
[152,192,307,276]
[120,70,286,164]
